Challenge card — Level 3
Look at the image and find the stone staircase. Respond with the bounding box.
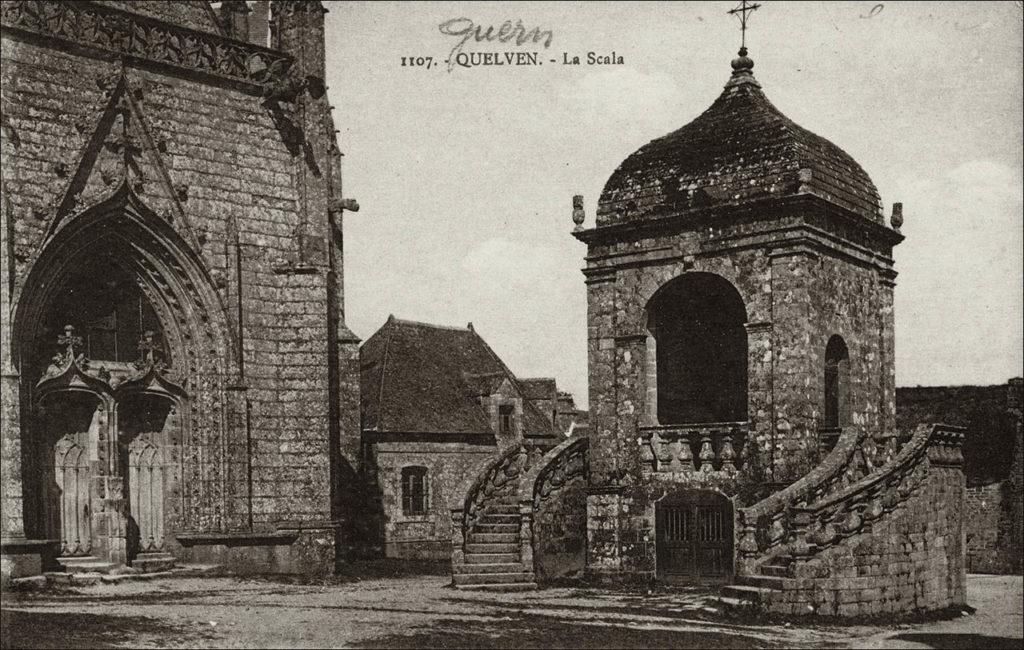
[451,446,538,591]
[452,500,535,590]
[722,424,966,616]
[721,556,792,606]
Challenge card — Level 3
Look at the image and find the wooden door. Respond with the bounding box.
[53,434,92,557]
[127,437,165,556]
[657,493,733,583]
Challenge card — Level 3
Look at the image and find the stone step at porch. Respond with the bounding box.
[463,552,518,564]
[55,556,119,574]
[452,562,525,575]
[452,581,538,592]
[720,584,777,605]
[466,532,518,544]
[736,573,786,590]
[131,552,176,573]
[452,571,535,586]
[759,562,793,578]
[465,542,518,554]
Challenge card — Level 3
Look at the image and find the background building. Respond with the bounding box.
[359,316,564,559]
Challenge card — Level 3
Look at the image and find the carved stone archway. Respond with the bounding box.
[11,184,237,569]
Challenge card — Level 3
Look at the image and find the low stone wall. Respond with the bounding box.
[174,529,337,575]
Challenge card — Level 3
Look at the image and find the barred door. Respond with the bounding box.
[656,492,733,583]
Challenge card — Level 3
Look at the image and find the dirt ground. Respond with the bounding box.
[1,568,1021,649]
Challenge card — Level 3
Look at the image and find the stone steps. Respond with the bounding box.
[474,523,519,533]
[452,562,523,575]
[464,552,518,564]
[30,564,219,588]
[720,584,776,604]
[132,552,177,573]
[55,556,119,574]
[737,573,786,590]
[482,504,519,515]
[452,581,538,592]
[452,571,535,586]
[467,532,518,544]
[465,542,518,554]
[759,563,792,578]
[477,513,518,524]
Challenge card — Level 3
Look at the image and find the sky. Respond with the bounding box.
[324,1,1024,402]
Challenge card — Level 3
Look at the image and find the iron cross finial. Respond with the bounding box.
[727,0,762,49]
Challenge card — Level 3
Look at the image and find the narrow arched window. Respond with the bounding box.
[824,335,850,429]
[647,273,748,424]
[401,466,428,515]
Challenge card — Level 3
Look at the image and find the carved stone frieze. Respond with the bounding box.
[0,0,293,91]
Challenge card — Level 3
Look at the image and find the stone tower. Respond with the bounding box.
[0,0,360,579]
[572,48,905,584]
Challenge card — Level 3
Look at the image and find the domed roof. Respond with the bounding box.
[596,51,883,227]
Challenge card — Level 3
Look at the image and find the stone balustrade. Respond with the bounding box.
[736,424,868,573]
[787,424,965,558]
[638,421,749,475]
[0,0,294,91]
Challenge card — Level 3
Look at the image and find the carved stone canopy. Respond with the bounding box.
[37,325,186,402]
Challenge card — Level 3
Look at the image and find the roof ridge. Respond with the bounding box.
[389,316,472,331]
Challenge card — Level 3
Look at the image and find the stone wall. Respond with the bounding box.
[897,380,1023,575]
[366,439,496,560]
[964,482,1016,573]
[529,437,588,582]
[0,1,359,576]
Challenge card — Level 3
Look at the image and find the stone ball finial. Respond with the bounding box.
[572,194,585,229]
[731,47,754,73]
[891,202,903,230]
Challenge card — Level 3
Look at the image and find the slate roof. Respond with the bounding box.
[597,51,884,227]
[360,317,553,437]
[520,378,557,401]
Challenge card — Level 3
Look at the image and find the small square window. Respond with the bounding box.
[499,405,514,435]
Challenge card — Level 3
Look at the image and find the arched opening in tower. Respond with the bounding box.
[648,273,748,424]
[824,335,850,429]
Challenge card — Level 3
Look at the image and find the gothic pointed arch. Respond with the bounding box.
[11,183,237,536]
[11,181,235,381]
